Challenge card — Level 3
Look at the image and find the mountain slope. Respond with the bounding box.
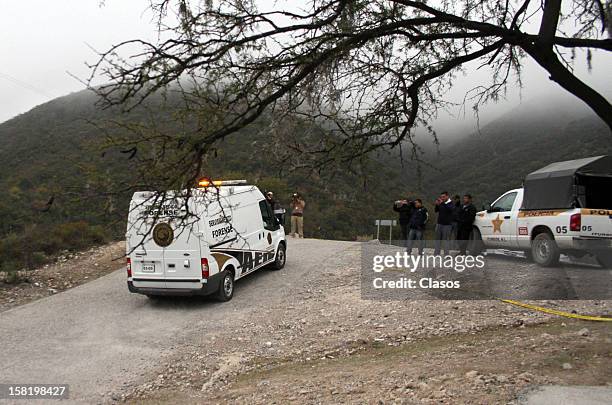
[412,98,612,205]
[1,90,610,271]
[0,90,408,271]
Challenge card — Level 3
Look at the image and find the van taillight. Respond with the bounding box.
[201,258,209,279]
[126,258,132,277]
[570,213,581,232]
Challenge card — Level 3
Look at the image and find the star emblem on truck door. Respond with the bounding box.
[491,214,504,233]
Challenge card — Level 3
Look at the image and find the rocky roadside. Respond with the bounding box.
[0,241,124,312]
[117,246,611,404]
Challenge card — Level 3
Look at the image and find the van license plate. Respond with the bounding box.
[142,264,155,272]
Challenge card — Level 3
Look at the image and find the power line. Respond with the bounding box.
[0,71,52,98]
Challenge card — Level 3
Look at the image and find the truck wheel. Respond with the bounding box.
[216,270,234,302]
[595,251,612,269]
[270,243,286,270]
[531,233,560,267]
[468,228,484,255]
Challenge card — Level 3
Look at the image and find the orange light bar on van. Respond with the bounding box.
[198,178,247,188]
[198,178,223,188]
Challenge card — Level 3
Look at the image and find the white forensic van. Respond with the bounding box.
[471,156,612,268]
[125,180,286,301]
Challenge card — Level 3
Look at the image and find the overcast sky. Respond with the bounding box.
[0,0,156,123]
[1,0,611,134]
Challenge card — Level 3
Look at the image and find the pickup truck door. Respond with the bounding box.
[480,191,520,249]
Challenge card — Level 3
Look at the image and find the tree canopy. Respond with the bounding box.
[90,0,612,189]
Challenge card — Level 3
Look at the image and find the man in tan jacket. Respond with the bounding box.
[290,193,305,238]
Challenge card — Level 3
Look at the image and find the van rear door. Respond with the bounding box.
[162,216,203,289]
[127,195,166,289]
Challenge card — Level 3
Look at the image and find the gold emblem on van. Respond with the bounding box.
[153,223,174,247]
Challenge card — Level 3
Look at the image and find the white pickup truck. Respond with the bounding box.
[471,156,612,268]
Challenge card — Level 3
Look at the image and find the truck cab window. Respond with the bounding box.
[259,200,278,231]
[490,192,517,212]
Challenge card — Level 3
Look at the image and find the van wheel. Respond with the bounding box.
[531,233,560,267]
[468,228,484,255]
[216,271,234,302]
[270,244,286,270]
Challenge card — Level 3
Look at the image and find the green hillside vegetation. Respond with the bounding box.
[1,90,610,277]
[0,90,409,275]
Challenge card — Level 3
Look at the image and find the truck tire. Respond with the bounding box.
[595,251,612,269]
[216,270,234,302]
[468,227,484,255]
[531,233,560,267]
[270,243,286,270]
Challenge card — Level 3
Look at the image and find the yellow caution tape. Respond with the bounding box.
[500,299,612,322]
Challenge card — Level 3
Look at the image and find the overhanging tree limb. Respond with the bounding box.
[525,44,612,129]
[88,0,612,190]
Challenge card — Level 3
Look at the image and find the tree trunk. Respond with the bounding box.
[526,0,612,133]
[525,46,612,132]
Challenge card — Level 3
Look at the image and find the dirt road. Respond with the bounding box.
[0,240,355,402]
[0,239,610,404]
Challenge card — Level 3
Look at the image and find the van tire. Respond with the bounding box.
[531,232,560,267]
[216,270,234,302]
[270,243,286,270]
[468,227,484,255]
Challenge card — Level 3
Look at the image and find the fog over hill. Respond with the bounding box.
[400,94,612,205]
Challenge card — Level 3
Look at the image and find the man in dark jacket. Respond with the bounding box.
[406,199,428,255]
[457,194,477,255]
[451,194,462,248]
[266,191,285,225]
[393,198,413,245]
[434,191,454,255]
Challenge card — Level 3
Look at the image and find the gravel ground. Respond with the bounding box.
[120,239,611,404]
[0,242,124,312]
[0,239,609,404]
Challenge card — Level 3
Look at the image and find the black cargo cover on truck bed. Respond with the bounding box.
[522,155,612,210]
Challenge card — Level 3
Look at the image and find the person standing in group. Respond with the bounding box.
[456,194,477,255]
[406,199,428,255]
[290,193,305,238]
[434,191,454,256]
[451,194,462,248]
[393,198,414,245]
